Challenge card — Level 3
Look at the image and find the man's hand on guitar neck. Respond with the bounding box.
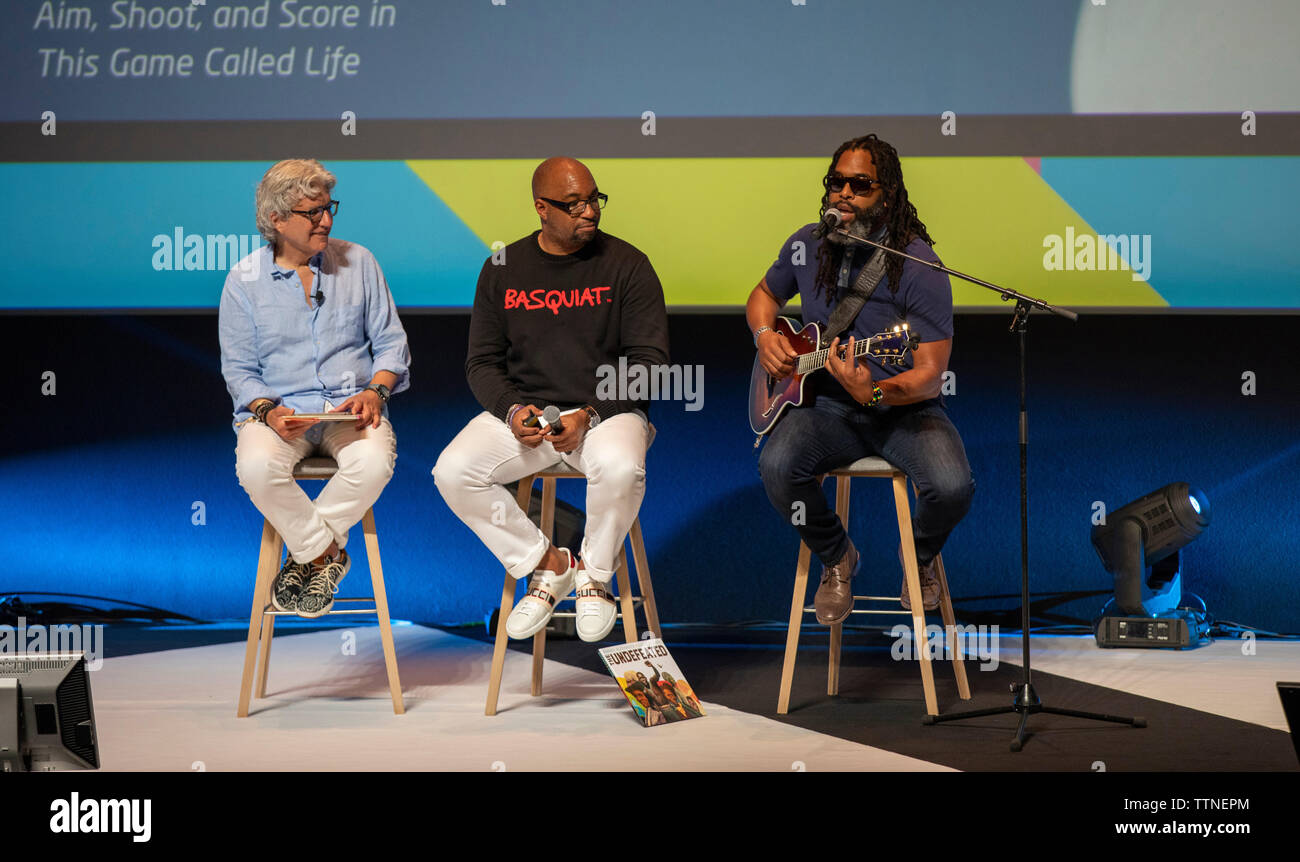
[757,328,798,378]
[824,335,877,404]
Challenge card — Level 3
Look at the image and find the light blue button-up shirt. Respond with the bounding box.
[218,239,411,431]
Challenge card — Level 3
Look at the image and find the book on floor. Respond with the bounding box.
[597,638,705,727]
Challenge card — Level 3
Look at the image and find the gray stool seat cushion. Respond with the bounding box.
[293,457,339,479]
[536,462,583,478]
[832,456,897,474]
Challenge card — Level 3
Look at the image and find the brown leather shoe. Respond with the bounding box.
[898,545,941,611]
[815,542,859,625]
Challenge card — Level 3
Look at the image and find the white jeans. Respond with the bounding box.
[235,416,397,564]
[433,411,651,583]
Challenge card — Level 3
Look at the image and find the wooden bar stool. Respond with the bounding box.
[485,463,661,715]
[777,455,971,716]
[237,456,403,717]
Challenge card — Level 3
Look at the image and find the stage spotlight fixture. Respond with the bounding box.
[1091,482,1211,649]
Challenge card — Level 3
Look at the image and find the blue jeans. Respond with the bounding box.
[758,397,975,568]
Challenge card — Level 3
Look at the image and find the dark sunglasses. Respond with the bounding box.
[824,175,882,196]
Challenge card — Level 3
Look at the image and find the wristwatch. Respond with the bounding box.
[365,383,391,404]
[582,405,601,429]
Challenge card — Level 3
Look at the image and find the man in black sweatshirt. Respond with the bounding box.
[433,157,669,644]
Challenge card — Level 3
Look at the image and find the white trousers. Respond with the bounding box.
[235,416,397,564]
[433,411,650,583]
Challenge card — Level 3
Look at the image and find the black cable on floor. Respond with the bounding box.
[0,592,205,626]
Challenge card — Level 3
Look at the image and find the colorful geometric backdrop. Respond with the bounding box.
[3,155,1296,309]
[5,0,1298,309]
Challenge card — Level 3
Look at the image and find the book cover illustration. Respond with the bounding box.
[597,638,705,727]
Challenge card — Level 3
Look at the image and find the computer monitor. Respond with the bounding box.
[0,653,99,772]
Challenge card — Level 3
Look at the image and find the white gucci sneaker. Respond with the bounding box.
[506,548,576,639]
[574,567,618,643]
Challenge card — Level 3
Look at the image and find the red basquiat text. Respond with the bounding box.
[504,286,612,315]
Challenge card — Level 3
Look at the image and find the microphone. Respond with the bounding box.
[522,405,565,433]
[314,289,325,306]
[812,208,844,239]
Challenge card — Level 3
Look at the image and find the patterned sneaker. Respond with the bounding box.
[574,567,618,643]
[506,548,576,639]
[296,549,350,619]
[270,558,309,613]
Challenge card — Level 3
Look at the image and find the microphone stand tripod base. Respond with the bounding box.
[921,682,1147,752]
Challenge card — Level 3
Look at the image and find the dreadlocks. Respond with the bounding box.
[813,134,935,302]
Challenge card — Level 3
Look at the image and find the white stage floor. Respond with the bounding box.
[90,624,954,772]
[992,634,1296,731]
[83,624,1298,771]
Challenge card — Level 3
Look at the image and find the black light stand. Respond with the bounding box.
[832,228,1145,751]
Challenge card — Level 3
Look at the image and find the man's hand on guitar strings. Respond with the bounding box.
[758,328,797,377]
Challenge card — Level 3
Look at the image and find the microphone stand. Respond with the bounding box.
[831,228,1144,752]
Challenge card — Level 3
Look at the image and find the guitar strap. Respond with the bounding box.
[823,228,889,343]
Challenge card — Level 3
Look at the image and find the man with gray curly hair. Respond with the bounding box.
[219,159,410,618]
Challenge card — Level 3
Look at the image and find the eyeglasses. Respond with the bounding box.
[289,200,340,223]
[824,175,881,196]
[538,193,608,217]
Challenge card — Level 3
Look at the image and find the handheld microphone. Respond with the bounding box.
[522,405,565,433]
[812,208,844,239]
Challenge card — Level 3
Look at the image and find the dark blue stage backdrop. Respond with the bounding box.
[5,0,1298,647]
[3,312,1297,635]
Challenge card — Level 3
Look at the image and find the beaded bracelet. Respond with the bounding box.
[506,404,524,427]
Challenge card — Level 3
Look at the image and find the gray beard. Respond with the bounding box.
[825,200,886,244]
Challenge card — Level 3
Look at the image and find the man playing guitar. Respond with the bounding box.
[746,134,975,623]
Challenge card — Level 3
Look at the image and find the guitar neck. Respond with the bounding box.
[796,336,877,375]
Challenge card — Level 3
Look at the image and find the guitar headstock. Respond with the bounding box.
[868,323,918,366]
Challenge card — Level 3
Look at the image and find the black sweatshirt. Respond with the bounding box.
[465,230,670,422]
